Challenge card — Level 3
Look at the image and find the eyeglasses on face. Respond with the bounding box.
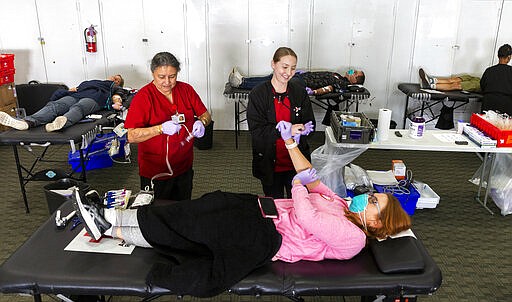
[368,193,381,219]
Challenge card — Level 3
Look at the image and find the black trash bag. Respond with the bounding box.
[435,105,455,129]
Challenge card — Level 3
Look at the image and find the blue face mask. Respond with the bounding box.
[349,194,368,213]
[347,69,355,75]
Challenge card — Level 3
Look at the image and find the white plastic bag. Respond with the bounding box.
[488,153,512,215]
[311,144,367,197]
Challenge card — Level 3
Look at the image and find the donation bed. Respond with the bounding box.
[0,202,442,302]
[223,83,371,148]
[0,82,118,213]
[398,83,482,126]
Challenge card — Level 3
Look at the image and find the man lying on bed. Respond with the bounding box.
[70,120,411,297]
[0,75,128,132]
[229,67,365,96]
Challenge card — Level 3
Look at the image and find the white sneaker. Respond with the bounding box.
[228,67,243,87]
[0,111,29,130]
[45,116,67,132]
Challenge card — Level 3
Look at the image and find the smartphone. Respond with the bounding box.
[258,196,279,219]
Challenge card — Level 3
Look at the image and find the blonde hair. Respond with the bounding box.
[345,193,411,240]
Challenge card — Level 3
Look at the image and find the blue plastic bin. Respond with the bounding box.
[68,133,126,172]
[373,184,420,215]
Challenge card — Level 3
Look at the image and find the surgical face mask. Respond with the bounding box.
[349,194,368,213]
[347,69,355,76]
[349,194,369,231]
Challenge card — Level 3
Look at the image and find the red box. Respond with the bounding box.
[0,54,14,70]
[0,69,15,85]
[470,113,512,147]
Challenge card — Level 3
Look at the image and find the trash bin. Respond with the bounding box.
[43,178,90,215]
[194,120,214,150]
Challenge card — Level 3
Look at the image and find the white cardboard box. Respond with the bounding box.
[414,182,440,209]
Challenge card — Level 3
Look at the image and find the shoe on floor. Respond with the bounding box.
[71,187,111,240]
[228,66,243,88]
[0,111,29,130]
[45,116,67,132]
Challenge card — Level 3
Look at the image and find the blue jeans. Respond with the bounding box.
[24,96,100,129]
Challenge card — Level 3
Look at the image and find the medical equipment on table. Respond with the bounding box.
[55,210,77,229]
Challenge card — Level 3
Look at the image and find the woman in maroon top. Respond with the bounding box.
[247,47,315,198]
[124,52,212,201]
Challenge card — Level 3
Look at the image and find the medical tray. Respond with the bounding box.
[330,111,375,144]
[470,113,512,147]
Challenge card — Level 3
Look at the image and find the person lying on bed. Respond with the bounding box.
[0,75,127,132]
[229,67,365,95]
[70,120,411,297]
[418,68,481,92]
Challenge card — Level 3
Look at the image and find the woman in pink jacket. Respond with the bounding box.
[71,121,411,297]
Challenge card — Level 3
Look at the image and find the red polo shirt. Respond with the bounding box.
[125,81,207,179]
[274,96,294,172]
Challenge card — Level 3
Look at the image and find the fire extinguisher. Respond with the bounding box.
[84,25,97,53]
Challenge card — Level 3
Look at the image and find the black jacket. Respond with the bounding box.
[480,64,512,115]
[49,80,128,109]
[247,80,315,186]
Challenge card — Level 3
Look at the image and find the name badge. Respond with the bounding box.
[172,113,186,124]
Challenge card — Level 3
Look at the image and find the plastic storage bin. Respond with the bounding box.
[374,184,420,215]
[470,113,512,147]
[68,133,127,172]
[43,178,89,215]
[330,111,375,144]
[0,54,15,70]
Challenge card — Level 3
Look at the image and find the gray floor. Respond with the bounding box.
[0,130,511,302]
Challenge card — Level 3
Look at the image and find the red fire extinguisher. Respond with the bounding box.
[84,25,97,53]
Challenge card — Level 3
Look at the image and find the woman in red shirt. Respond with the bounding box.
[124,52,212,201]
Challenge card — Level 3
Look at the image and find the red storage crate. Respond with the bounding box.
[470,113,512,147]
[0,68,15,85]
[0,54,15,70]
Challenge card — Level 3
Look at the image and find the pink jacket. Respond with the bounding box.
[272,182,366,262]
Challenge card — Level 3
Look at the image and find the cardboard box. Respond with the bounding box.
[0,103,16,132]
[0,83,16,107]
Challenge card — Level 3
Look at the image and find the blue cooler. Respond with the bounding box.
[68,133,126,172]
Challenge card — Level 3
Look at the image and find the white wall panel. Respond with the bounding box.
[99,0,148,88]
[248,0,290,75]
[208,0,249,129]
[495,1,512,65]
[452,1,501,75]
[413,0,461,76]
[37,0,85,86]
[289,0,312,70]
[0,0,45,84]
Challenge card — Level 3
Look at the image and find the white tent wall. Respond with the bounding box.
[1,0,512,130]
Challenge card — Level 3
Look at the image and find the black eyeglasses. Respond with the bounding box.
[368,193,381,219]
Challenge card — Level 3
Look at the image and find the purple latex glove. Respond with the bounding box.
[192,120,205,138]
[161,120,181,136]
[293,133,301,144]
[305,87,313,95]
[301,121,314,136]
[276,121,293,140]
[296,70,306,75]
[292,168,318,185]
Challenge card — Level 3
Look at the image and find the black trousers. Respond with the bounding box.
[141,168,194,201]
[261,170,295,199]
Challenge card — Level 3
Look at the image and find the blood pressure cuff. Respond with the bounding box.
[369,236,425,273]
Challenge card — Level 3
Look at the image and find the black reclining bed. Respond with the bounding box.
[398,83,482,127]
[0,82,117,213]
[0,202,442,302]
[223,83,371,148]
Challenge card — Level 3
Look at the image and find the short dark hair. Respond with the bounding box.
[151,52,181,73]
[356,71,365,85]
[498,44,512,58]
